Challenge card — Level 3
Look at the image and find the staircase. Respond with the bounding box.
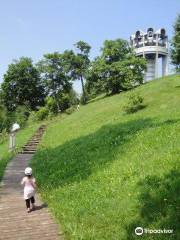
[20,124,46,154]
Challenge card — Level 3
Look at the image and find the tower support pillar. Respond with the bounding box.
[155,34,159,79]
[162,55,169,76]
[145,57,156,82]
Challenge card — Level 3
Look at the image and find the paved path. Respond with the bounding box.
[0,154,62,240]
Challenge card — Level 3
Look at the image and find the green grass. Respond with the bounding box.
[0,123,41,184]
[29,74,180,240]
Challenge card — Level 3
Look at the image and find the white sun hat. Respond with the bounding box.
[25,167,33,175]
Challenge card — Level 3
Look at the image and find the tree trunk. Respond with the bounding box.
[80,75,86,104]
[51,74,61,113]
[54,92,61,113]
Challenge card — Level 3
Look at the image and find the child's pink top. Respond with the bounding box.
[22,177,36,200]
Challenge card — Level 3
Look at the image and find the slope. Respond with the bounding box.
[30,74,180,240]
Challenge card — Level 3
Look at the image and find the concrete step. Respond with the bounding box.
[19,124,47,154]
[22,151,36,154]
[23,148,36,150]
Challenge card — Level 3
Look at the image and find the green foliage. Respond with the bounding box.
[87,38,147,95]
[62,41,91,104]
[68,88,79,106]
[0,90,4,109]
[46,97,58,115]
[0,103,32,133]
[0,112,5,133]
[14,103,31,128]
[31,75,180,240]
[36,52,71,112]
[1,57,45,110]
[123,90,145,114]
[79,89,91,105]
[27,111,38,125]
[65,107,75,114]
[36,107,49,121]
[0,108,15,133]
[85,80,104,101]
[100,38,132,63]
[170,12,180,73]
[45,88,79,115]
[57,92,71,112]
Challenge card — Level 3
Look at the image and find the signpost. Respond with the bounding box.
[9,123,20,153]
[9,133,15,152]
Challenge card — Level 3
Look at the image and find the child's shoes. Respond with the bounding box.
[26,208,31,213]
[31,204,35,210]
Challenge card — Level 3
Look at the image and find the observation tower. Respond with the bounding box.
[130,27,169,82]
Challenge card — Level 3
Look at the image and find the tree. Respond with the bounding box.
[46,88,79,115]
[0,89,4,110]
[36,52,71,112]
[100,39,132,63]
[170,13,180,73]
[62,41,91,104]
[1,57,45,110]
[87,39,147,95]
[68,88,79,106]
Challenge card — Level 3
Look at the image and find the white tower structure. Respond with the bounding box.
[130,27,169,82]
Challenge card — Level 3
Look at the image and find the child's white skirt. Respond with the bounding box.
[24,187,35,200]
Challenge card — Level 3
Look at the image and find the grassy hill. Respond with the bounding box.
[30,74,179,239]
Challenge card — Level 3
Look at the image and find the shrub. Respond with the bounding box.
[123,90,145,114]
[15,104,30,128]
[0,111,5,132]
[0,103,31,133]
[46,97,58,116]
[36,107,49,121]
[65,107,75,115]
[27,111,38,125]
[0,109,15,133]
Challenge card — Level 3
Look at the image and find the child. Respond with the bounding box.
[21,167,38,213]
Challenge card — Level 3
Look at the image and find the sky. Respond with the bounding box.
[0,0,180,93]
